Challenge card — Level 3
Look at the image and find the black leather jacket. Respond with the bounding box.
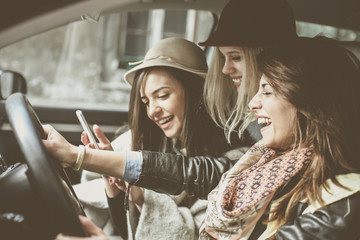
[274,191,360,240]
[133,150,239,199]
[248,190,360,240]
[132,123,261,199]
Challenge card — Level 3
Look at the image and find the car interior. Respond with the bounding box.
[0,0,359,238]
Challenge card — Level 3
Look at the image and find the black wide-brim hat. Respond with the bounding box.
[199,0,298,46]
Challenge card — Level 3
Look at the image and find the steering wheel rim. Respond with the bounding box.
[5,92,88,237]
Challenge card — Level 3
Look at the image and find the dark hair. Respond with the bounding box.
[128,66,228,157]
[257,37,360,223]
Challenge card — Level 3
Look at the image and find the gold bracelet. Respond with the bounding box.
[73,145,86,171]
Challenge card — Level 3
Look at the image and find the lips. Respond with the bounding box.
[231,77,242,87]
[157,115,174,125]
[257,117,272,132]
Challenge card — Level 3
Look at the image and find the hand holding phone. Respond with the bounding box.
[76,110,99,149]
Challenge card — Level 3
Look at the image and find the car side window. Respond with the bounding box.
[0,10,215,111]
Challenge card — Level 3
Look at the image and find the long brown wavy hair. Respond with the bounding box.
[255,37,360,224]
[128,66,229,157]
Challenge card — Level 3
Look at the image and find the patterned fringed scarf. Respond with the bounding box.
[200,141,313,240]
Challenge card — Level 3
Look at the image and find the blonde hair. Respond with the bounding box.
[203,46,265,142]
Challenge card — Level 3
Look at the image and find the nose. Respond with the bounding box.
[222,59,234,75]
[147,100,161,119]
[248,93,261,111]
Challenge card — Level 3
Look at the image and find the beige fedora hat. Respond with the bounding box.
[124,37,207,85]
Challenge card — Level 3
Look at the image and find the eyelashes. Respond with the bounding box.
[141,93,170,106]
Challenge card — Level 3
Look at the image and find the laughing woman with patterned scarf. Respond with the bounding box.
[200,37,360,240]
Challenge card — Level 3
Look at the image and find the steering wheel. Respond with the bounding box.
[5,93,88,237]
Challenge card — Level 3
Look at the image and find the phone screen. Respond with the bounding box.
[76,110,99,149]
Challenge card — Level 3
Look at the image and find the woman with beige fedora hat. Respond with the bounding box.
[103,37,234,240]
[48,37,237,240]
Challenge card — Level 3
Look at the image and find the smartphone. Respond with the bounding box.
[76,110,99,149]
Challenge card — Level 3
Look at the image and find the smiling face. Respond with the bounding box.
[248,75,297,148]
[219,46,245,92]
[140,68,185,139]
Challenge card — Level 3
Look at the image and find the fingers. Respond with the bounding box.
[42,124,54,138]
[41,124,59,147]
[81,125,112,150]
[114,178,127,192]
[81,131,90,145]
[42,124,50,136]
[93,125,110,144]
[108,177,116,186]
[81,132,100,150]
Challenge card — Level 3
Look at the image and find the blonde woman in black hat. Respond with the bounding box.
[46,37,237,240]
[199,0,297,144]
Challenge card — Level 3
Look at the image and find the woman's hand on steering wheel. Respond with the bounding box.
[42,124,77,168]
